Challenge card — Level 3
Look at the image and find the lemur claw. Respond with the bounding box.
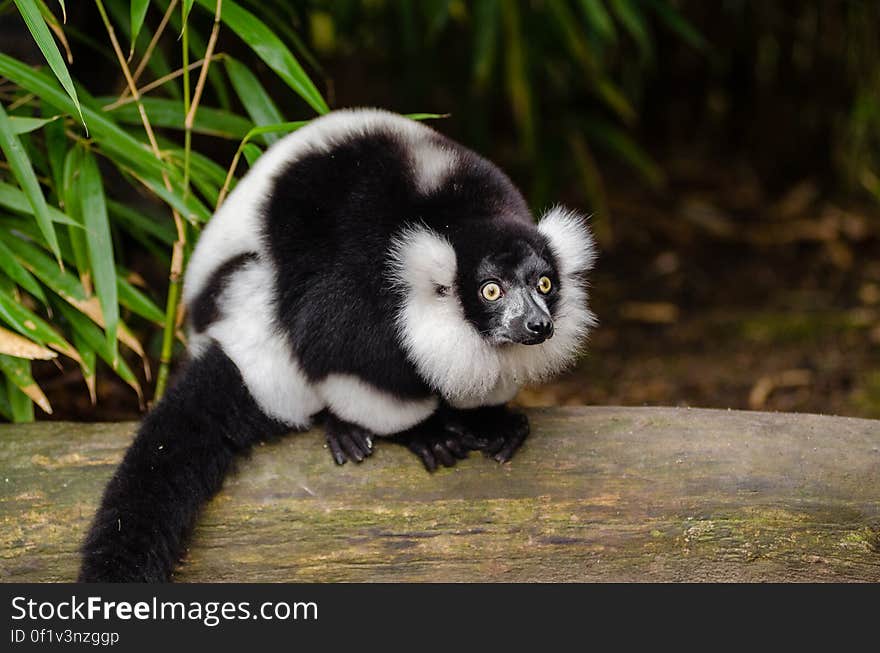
[443,407,530,463]
[410,433,470,472]
[325,416,374,465]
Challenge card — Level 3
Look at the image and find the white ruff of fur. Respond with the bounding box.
[388,209,596,406]
[507,206,597,382]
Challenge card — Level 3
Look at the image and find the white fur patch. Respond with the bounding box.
[389,209,596,406]
[537,206,597,279]
[387,225,458,291]
[411,141,457,194]
[388,226,503,402]
[197,259,322,427]
[317,374,438,435]
[447,376,520,409]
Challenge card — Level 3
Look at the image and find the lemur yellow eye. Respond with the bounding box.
[538,276,553,294]
[480,282,502,301]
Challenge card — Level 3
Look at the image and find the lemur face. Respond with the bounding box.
[456,235,562,347]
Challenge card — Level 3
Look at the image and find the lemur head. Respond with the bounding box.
[451,220,561,347]
[388,205,596,403]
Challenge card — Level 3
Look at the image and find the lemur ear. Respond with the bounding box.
[537,206,597,278]
[387,225,457,296]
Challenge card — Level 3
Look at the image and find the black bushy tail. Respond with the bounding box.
[79,343,287,582]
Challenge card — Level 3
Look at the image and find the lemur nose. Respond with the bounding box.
[527,319,554,338]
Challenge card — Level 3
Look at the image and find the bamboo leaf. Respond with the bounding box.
[182,0,194,26]
[5,372,35,421]
[0,237,47,303]
[70,328,96,404]
[0,326,56,360]
[194,0,329,114]
[0,53,177,182]
[501,1,534,156]
[608,0,652,60]
[0,287,82,362]
[128,167,213,223]
[0,232,144,359]
[61,145,91,292]
[36,0,73,65]
[645,0,706,50]
[0,180,80,227]
[0,230,86,303]
[79,148,118,359]
[0,377,13,421]
[166,145,225,206]
[42,107,67,194]
[55,301,142,401]
[107,199,175,245]
[472,0,500,86]
[103,96,254,139]
[0,101,62,263]
[582,117,664,188]
[405,113,447,121]
[242,142,262,166]
[166,0,228,107]
[8,114,62,135]
[0,354,51,415]
[105,0,179,99]
[577,0,617,43]
[130,0,151,57]
[225,57,284,145]
[12,0,85,126]
[117,274,165,324]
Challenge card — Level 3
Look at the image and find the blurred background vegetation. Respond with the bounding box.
[0,0,878,422]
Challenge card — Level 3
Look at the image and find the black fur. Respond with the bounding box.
[261,128,556,400]
[79,344,287,582]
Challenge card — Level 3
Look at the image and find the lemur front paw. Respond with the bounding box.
[443,406,530,463]
[325,414,375,465]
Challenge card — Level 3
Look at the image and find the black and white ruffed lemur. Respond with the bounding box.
[79,109,597,582]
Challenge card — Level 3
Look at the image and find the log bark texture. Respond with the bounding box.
[1,407,879,582]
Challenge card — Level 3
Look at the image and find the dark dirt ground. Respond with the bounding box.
[522,157,880,418]
[34,151,880,422]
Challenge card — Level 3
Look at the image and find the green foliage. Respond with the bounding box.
[0,0,705,421]
[0,0,328,420]
[274,0,704,238]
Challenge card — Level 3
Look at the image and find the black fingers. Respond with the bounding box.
[407,439,437,472]
[491,412,529,462]
[327,432,347,465]
[405,435,469,472]
[326,417,374,465]
[444,406,531,464]
[444,436,469,459]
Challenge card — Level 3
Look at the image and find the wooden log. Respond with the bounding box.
[1,407,879,582]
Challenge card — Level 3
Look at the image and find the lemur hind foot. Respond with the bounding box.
[389,413,476,472]
[443,405,530,463]
[325,413,375,465]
